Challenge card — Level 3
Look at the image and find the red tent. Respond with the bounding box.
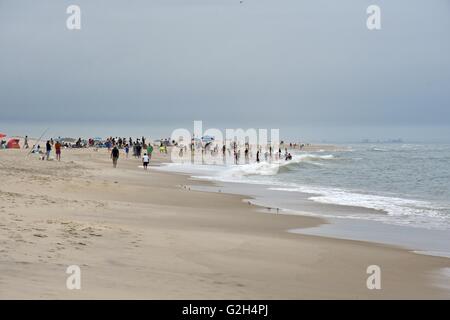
[6,138,20,149]
[0,133,6,139]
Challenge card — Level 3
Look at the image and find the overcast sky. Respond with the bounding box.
[1,0,449,141]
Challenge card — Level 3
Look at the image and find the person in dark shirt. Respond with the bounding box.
[46,140,52,160]
[111,146,120,168]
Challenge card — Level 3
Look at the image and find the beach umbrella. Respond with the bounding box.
[202,135,215,142]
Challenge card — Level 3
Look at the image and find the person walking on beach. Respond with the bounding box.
[55,140,62,161]
[45,140,52,160]
[147,143,153,159]
[125,144,130,158]
[24,136,29,149]
[142,153,150,170]
[111,146,120,168]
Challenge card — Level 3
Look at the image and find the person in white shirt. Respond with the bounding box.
[142,153,150,170]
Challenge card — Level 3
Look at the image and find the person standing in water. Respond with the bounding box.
[55,140,62,161]
[111,146,120,168]
[256,150,260,163]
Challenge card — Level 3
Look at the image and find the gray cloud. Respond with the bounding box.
[0,0,449,141]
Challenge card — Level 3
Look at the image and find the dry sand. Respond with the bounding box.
[0,144,449,299]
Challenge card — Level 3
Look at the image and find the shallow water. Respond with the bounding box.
[159,143,450,231]
[155,143,450,257]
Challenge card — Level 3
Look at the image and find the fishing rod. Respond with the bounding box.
[27,127,49,156]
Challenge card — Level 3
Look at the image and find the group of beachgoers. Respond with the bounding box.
[228,144,293,164]
[107,137,170,169]
[108,137,295,168]
[31,135,164,168]
[21,134,168,169]
[18,134,299,168]
[234,144,293,164]
[30,138,62,161]
[175,139,294,165]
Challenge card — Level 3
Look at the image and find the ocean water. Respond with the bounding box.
[158,143,450,232]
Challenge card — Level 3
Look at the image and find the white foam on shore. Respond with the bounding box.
[157,153,335,177]
[270,186,450,230]
[155,155,450,231]
[414,251,450,259]
[222,154,335,177]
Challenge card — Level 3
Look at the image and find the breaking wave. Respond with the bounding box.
[219,154,335,177]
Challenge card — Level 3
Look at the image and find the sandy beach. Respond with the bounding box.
[0,142,448,299]
[2,0,449,303]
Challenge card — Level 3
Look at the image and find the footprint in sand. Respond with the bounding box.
[33,234,48,238]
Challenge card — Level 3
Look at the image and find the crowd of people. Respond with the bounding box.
[107,136,179,168]
[18,135,299,168]
[106,136,162,169]
[175,138,294,165]
[27,135,161,168]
